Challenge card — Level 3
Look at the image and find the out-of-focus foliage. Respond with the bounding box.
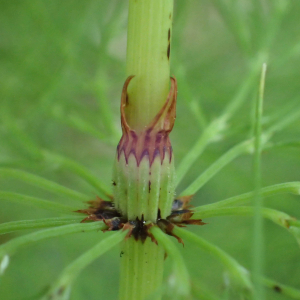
[0,0,300,299]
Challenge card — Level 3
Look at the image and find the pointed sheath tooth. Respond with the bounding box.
[113,76,177,222]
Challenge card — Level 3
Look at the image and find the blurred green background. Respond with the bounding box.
[0,0,300,299]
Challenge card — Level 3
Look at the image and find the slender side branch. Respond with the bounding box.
[0,168,88,202]
[150,226,191,297]
[173,227,252,293]
[0,192,78,214]
[192,206,300,236]
[180,139,254,196]
[0,222,106,275]
[42,150,112,199]
[252,63,267,300]
[193,182,300,211]
[42,230,127,300]
[0,217,82,235]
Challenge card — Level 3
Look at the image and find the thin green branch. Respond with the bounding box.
[192,206,300,231]
[0,217,82,235]
[3,117,112,199]
[176,61,261,186]
[176,118,227,186]
[0,192,78,214]
[0,222,106,275]
[173,227,252,294]
[212,0,251,55]
[52,107,108,141]
[42,229,127,300]
[191,281,220,300]
[150,226,191,297]
[180,104,300,197]
[42,150,112,199]
[0,168,88,202]
[261,277,300,300]
[252,62,267,300]
[265,108,300,137]
[119,238,165,300]
[193,182,300,211]
[180,139,254,196]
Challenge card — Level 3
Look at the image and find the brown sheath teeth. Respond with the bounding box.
[76,194,205,244]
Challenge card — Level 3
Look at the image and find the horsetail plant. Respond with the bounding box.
[1,1,300,300]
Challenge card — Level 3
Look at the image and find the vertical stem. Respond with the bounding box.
[125,0,173,130]
[118,1,174,300]
[252,63,267,300]
[119,238,165,300]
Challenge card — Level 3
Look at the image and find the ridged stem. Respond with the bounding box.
[125,0,173,130]
[119,238,165,300]
[117,1,174,300]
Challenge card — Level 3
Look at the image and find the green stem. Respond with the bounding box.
[150,226,191,297]
[125,0,173,130]
[261,277,300,299]
[43,230,127,300]
[176,60,261,187]
[193,182,300,211]
[42,150,112,199]
[0,222,106,275]
[0,192,77,214]
[117,1,175,299]
[0,168,88,202]
[176,118,226,186]
[0,217,82,235]
[180,139,254,196]
[119,237,165,300]
[173,227,252,294]
[252,63,267,300]
[192,206,299,231]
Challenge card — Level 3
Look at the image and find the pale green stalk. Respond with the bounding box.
[119,238,165,300]
[176,60,261,186]
[192,206,300,237]
[180,102,300,197]
[173,227,252,293]
[0,168,88,202]
[191,281,220,300]
[0,192,77,214]
[125,0,173,130]
[42,150,112,199]
[43,230,127,300]
[173,228,300,300]
[0,217,82,235]
[53,108,107,141]
[193,182,300,211]
[261,277,300,299]
[118,1,174,300]
[180,139,254,197]
[150,226,191,298]
[252,63,267,300]
[0,222,106,275]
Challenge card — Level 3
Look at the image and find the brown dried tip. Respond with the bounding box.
[168,195,206,226]
[117,76,177,166]
[157,219,184,245]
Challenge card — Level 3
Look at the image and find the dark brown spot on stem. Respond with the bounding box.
[274,285,282,293]
[58,286,65,295]
[167,43,170,60]
[112,180,117,186]
[148,181,151,193]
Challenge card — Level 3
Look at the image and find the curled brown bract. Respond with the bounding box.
[117,76,177,166]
